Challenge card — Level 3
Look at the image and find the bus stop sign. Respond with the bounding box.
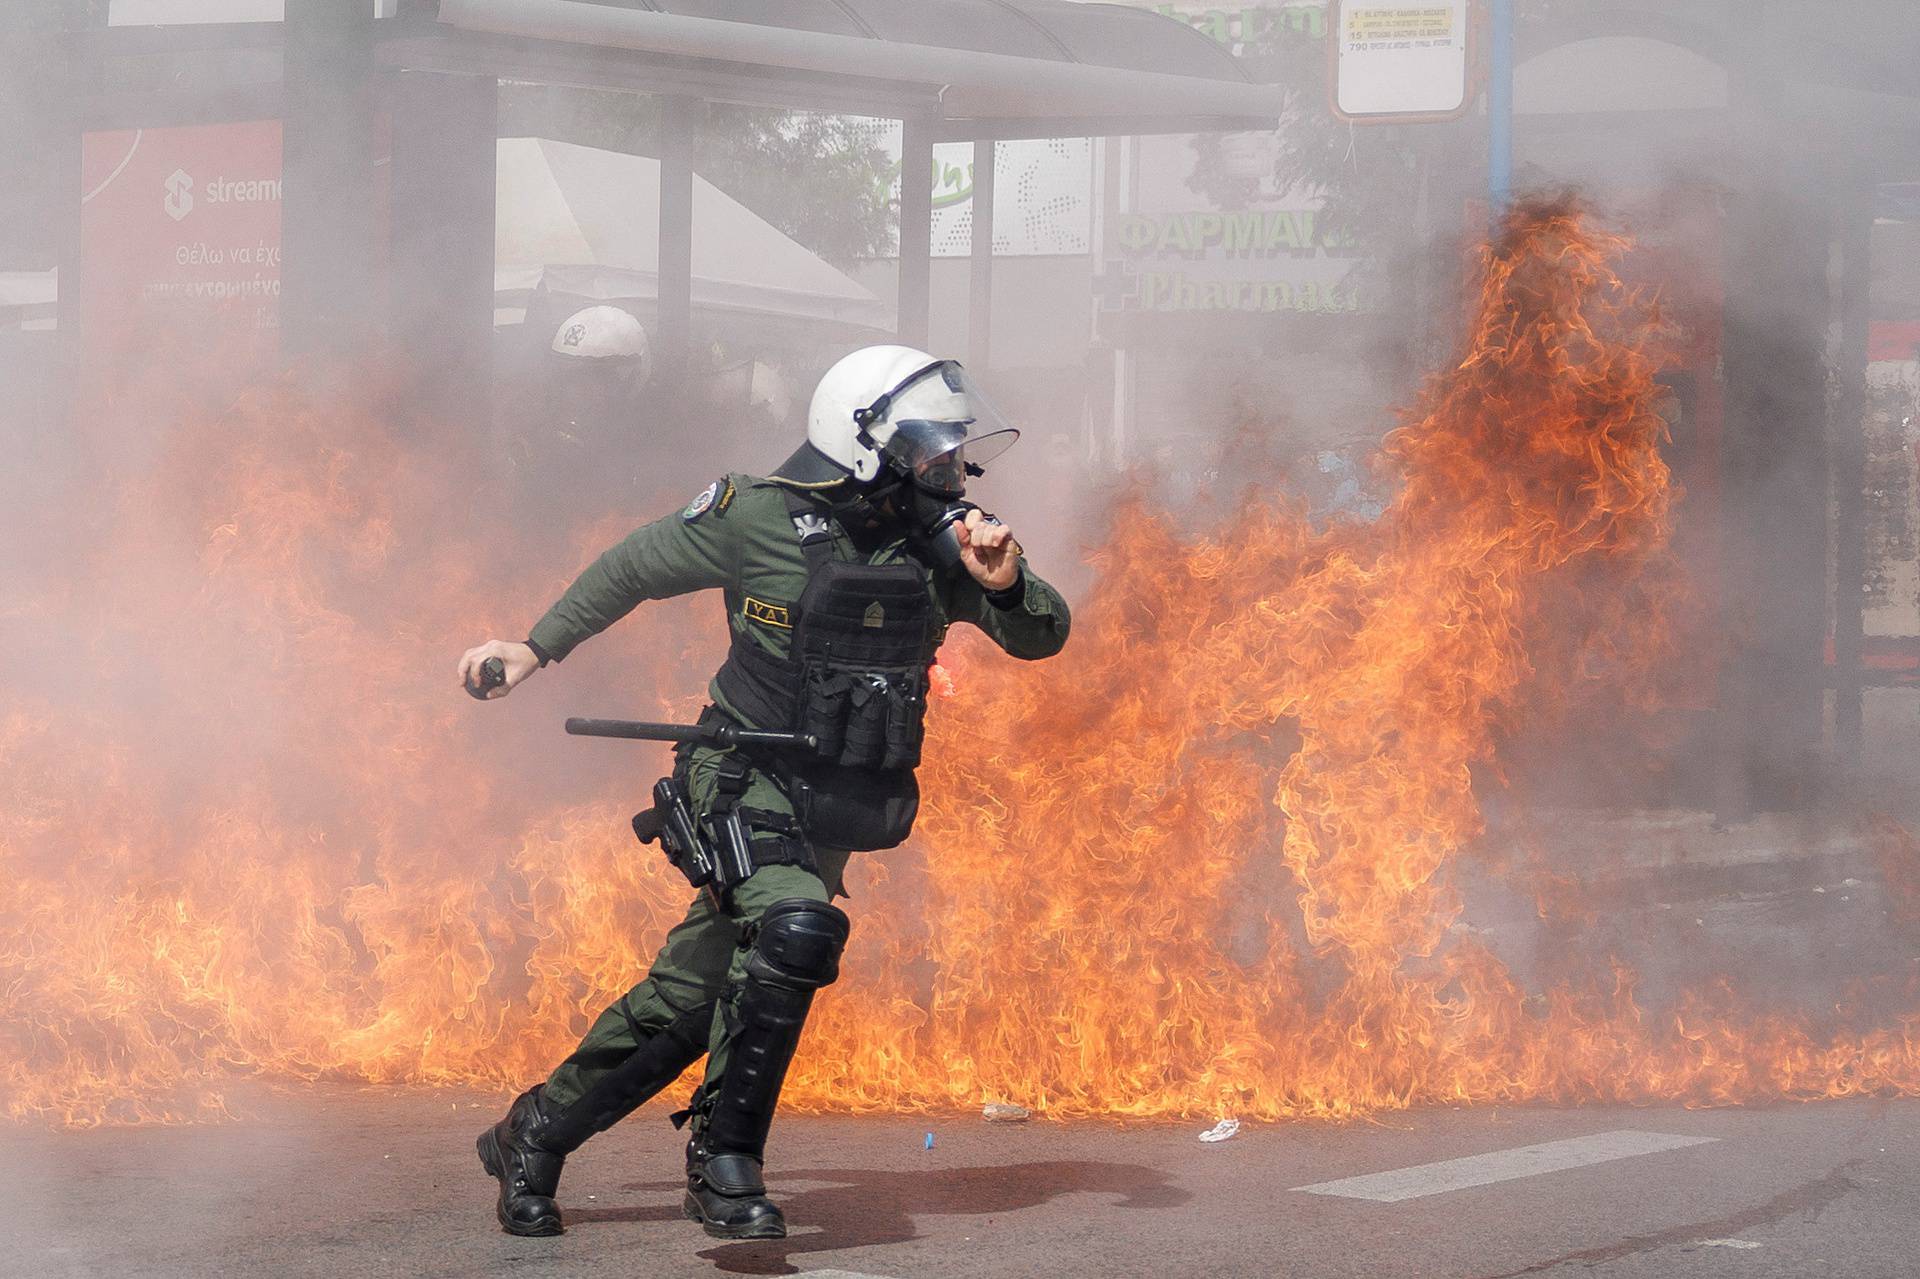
[1331,0,1475,122]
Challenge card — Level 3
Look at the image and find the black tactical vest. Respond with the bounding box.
[714,490,937,774]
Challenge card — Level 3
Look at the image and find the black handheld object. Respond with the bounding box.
[468,656,506,700]
[919,502,1011,573]
[565,716,818,753]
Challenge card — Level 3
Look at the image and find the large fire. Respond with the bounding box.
[5,200,1918,1128]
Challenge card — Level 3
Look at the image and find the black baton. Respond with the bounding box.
[564,717,819,753]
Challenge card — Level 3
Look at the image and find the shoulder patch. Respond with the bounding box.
[743,596,792,629]
[682,480,721,522]
[714,476,736,516]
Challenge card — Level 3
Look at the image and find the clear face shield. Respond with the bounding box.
[855,360,1020,568]
[857,361,1019,499]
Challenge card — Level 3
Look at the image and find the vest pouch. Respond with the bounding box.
[881,667,929,770]
[799,663,853,761]
[789,765,920,851]
[840,674,892,770]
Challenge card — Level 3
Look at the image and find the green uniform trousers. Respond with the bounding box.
[542,754,850,1114]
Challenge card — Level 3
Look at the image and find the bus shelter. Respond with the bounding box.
[33,0,1280,416]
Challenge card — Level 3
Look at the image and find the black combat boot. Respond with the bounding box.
[479,1004,716,1237]
[681,899,849,1241]
[476,1086,569,1236]
[685,1133,787,1239]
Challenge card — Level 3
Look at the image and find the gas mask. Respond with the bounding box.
[849,360,1019,567]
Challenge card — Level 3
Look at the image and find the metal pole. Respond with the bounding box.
[48,14,84,413]
[282,0,376,360]
[1715,7,1826,816]
[967,138,995,370]
[1711,7,1774,824]
[389,71,497,426]
[897,111,934,348]
[1110,134,1136,467]
[0,5,58,274]
[1487,0,1513,210]
[1831,174,1873,765]
[657,94,700,389]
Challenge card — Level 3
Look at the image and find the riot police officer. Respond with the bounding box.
[459,345,1070,1241]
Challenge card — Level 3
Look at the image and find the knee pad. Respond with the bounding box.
[745,898,849,990]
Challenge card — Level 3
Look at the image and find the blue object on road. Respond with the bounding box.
[924,1131,935,1150]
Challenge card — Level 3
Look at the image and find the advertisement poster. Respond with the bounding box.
[79,119,284,369]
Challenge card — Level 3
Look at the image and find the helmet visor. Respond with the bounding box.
[873,361,1020,497]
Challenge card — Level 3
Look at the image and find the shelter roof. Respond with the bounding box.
[395,0,1280,139]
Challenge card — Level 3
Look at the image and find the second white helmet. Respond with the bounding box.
[551,304,649,365]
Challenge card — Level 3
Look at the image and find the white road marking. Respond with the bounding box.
[798,1271,903,1279]
[1698,1239,1764,1250]
[1294,1129,1719,1203]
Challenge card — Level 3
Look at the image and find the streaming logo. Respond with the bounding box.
[164,168,194,221]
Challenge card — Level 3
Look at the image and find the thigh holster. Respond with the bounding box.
[632,757,816,898]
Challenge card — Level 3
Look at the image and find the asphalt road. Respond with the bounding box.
[8,1087,1915,1278]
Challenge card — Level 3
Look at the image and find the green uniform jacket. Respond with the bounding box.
[528,474,1070,726]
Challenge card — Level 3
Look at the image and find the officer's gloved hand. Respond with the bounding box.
[458,640,542,700]
[955,508,1022,590]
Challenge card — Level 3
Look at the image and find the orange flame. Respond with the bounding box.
[5,199,1918,1128]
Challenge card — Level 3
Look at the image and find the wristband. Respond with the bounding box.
[984,569,1027,611]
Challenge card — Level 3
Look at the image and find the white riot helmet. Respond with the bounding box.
[550,305,651,384]
[779,344,1018,495]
